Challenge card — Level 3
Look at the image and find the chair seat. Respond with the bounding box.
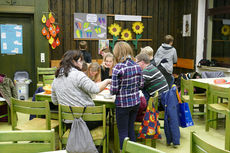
[182,94,206,104]
[62,126,104,144]
[208,103,229,114]
[16,118,59,130]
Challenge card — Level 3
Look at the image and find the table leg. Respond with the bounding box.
[225,114,230,150]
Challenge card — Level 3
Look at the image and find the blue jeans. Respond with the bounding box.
[116,104,139,150]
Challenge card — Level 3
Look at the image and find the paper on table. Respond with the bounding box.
[0,97,6,101]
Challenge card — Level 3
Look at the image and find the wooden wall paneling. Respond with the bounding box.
[152,0,158,52]
[168,0,175,36]
[102,0,108,14]
[89,0,96,59]
[136,0,143,50]
[95,0,101,59]
[120,0,126,34]
[176,0,184,58]
[147,0,153,48]
[70,0,76,50]
[107,0,113,41]
[63,0,71,51]
[142,0,148,48]
[191,0,198,62]
[131,0,138,54]
[55,0,64,60]
[158,1,164,47]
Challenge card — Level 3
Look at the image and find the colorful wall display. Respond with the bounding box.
[41,12,60,49]
[0,24,23,54]
[74,13,107,39]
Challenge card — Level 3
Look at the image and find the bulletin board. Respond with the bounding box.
[74,13,107,39]
[0,24,23,54]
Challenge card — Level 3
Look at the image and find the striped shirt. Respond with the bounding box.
[143,64,169,96]
[110,59,144,107]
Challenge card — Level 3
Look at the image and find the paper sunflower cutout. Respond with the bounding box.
[108,23,122,36]
[121,29,132,41]
[221,25,230,36]
[132,22,144,34]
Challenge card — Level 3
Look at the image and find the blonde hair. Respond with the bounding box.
[140,46,154,57]
[113,41,134,63]
[102,52,116,70]
[87,62,101,82]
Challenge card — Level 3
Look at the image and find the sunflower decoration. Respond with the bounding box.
[121,29,132,41]
[132,22,144,34]
[108,23,122,51]
[132,22,144,51]
[221,25,230,36]
[108,23,122,36]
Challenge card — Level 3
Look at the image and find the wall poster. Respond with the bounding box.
[74,13,107,39]
[183,14,191,37]
[0,24,23,54]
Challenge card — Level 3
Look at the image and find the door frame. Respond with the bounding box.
[0,0,49,84]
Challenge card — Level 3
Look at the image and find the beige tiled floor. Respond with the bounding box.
[0,114,225,153]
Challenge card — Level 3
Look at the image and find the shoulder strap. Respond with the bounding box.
[69,106,86,119]
[171,84,182,103]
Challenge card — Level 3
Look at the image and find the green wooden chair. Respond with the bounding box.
[190,131,230,153]
[134,91,159,148]
[0,129,55,153]
[122,137,165,153]
[58,104,107,153]
[181,78,208,116]
[0,100,11,124]
[37,67,56,88]
[43,74,55,86]
[11,97,59,130]
[205,84,230,150]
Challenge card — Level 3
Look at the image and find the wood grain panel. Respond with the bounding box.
[49,0,198,73]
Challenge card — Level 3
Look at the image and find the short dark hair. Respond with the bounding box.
[136,53,150,64]
[79,41,87,50]
[164,35,174,44]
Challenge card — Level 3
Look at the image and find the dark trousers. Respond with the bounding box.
[116,104,139,150]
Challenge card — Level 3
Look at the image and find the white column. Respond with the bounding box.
[196,0,206,72]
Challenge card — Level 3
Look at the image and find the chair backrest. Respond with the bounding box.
[0,129,55,153]
[190,131,230,153]
[201,71,225,78]
[37,67,56,83]
[43,74,55,86]
[11,97,51,130]
[122,137,165,153]
[58,104,106,140]
[208,84,230,109]
[181,78,192,96]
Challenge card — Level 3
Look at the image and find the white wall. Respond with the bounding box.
[196,0,206,72]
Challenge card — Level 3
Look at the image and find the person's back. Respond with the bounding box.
[154,35,177,74]
[52,67,98,107]
[79,41,92,63]
[142,64,169,96]
[136,53,169,100]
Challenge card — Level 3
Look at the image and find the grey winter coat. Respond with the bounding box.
[154,43,177,74]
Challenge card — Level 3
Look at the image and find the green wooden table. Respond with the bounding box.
[191,77,230,150]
